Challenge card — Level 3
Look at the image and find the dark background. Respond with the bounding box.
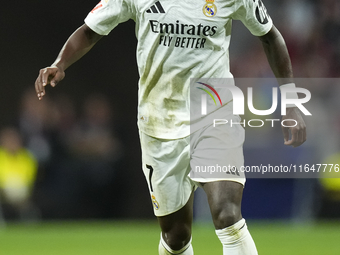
[0,0,139,124]
[0,0,148,218]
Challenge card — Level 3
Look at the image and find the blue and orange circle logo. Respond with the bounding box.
[203,0,217,17]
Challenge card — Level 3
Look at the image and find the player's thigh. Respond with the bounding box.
[190,115,246,185]
[139,131,196,217]
[202,180,243,229]
[157,190,194,243]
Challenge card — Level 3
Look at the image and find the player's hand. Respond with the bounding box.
[282,107,306,147]
[35,66,65,100]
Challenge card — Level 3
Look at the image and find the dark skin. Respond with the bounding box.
[259,26,306,147]
[35,24,306,250]
[35,24,103,97]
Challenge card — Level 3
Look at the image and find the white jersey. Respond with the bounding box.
[85,0,273,139]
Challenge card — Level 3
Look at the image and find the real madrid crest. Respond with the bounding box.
[203,0,217,17]
[151,195,159,210]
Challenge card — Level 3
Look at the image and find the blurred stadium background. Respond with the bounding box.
[0,0,340,254]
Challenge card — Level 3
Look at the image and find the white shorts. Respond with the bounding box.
[140,115,245,216]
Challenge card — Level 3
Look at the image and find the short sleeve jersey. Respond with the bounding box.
[85,0,273,139]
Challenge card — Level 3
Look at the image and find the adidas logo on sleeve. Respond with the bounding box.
[146,1,165,13]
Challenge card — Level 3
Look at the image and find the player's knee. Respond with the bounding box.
[162,227,191,250]
[212,204,242,229]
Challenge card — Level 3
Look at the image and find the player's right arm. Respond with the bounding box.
[35,24,103,100]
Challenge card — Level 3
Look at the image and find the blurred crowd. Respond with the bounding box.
[232,0,340,78]
[1,0,340,222]
[230,0,340,221]
[0,91,126,221]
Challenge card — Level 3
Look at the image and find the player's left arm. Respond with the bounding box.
[258,25,306,147]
